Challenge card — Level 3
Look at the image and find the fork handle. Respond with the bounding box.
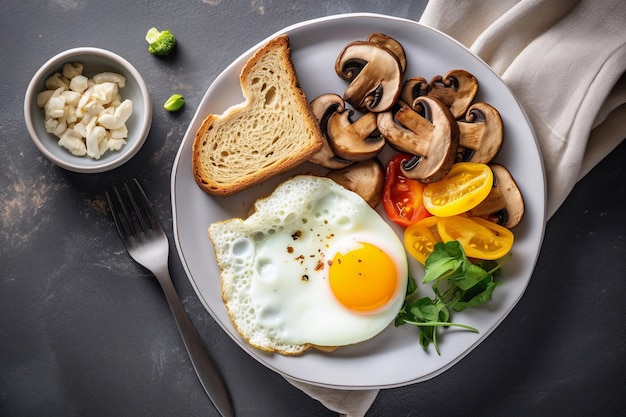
[153,265,235,417]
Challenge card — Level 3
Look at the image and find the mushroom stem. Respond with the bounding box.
[326,158,385,208]
[377,96,459,183]
[458,122,485,149]
[469,164,525,228]
[344,111,378,138]
[327,110,383,161]
[335,40,404,113]
[400,77,429,108]
[457,102,504,164]
[468,186,506,216]
[428,69,479,119]
[308,94,354,169]
[392,104,433,157]
[367,33,407,72]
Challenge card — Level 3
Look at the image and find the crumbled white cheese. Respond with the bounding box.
[37,63,133,160]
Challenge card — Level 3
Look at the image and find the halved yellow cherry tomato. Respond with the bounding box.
[436,215,514,260]
[423,162,493,217]
[404,216,442,264]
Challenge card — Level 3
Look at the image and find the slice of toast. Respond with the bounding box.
[192,35,324,196]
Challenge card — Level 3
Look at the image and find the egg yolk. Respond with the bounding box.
[329,242,398,312]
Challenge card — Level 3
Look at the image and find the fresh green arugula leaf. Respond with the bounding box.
[452,277,502,312]
[422,241,463,283]
[396,240,510,353]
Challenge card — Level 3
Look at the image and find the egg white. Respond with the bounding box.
[209,175,408,354]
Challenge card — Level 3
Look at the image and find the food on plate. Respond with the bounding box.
[164,93,185,112]
[325,158,385,208]
[145,27,176,56]
[404,213,515,264]
[422,162,494,217]
[192,35,324,196]
[308,93,355,169]
[403,216,441,265]
[469,163,525,228]
[400,71,503,165]
[308,34,511,213]
[400,81,504,164]
[382,153,431,227]
[377,97,459,183]
[309,93,384,164]
[367,33,408,72]
[436,215,514,260]
[315,34,524,354]
[395,240,505,352]
[399,76,429,108]
[197,31,526,355]
[208,175,408,355]
[455,102,503,163]
[424,69,479,119]
[36,63,133,159]
[335,33,406,113]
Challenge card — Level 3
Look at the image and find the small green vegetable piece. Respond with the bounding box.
[145,27,176,56]
[395,241,510,353]
[164,94,185,112]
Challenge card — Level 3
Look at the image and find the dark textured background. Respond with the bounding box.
[2,1,624,416]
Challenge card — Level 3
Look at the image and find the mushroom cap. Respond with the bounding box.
[326,158,385,208]
[367,33,407,73]
[457,101,504,164]
[428,69,479,119]
[469,163,525,228]
[400,77,429,108]
[377,97,459,183]
[310,92,345,119]
[335,40,404,113]
[308,94,354,169]
[327,109,384,161]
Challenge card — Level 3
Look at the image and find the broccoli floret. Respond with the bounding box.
[145,27,176,56]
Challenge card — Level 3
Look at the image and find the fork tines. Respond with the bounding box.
[105,179,160,243]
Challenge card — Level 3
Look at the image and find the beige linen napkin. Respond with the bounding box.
[286,379,379,417]
[421,0,626,219]
[288,0,625,415]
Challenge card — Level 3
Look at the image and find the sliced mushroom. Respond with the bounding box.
[326,109,384,161]
[469,164,525,228]
[377,96,459,183]
[335,40,404,113]
[428,69,478,119]
[326,158,385,208]
[310,92,344,118]
[308,94,355,169]
[456,102,504,164]
[400,77,429,108]
[367,33,407,73]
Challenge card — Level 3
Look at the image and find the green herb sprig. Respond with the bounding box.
[395,240,511,354]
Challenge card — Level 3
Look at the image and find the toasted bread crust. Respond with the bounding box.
[192,35,324,196]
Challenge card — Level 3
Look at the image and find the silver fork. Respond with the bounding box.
[105,179,234,417]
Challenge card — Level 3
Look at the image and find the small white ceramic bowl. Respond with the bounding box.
[24,47,152,173]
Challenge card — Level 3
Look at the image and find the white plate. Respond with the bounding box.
[171,13,546,389]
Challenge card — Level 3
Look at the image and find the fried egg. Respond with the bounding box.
[209,175,408,355]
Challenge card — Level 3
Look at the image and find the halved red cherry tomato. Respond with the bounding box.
[423,162,493,217]
[404,216,442,264]
[383,154,431,226]
[436,215,514,260]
